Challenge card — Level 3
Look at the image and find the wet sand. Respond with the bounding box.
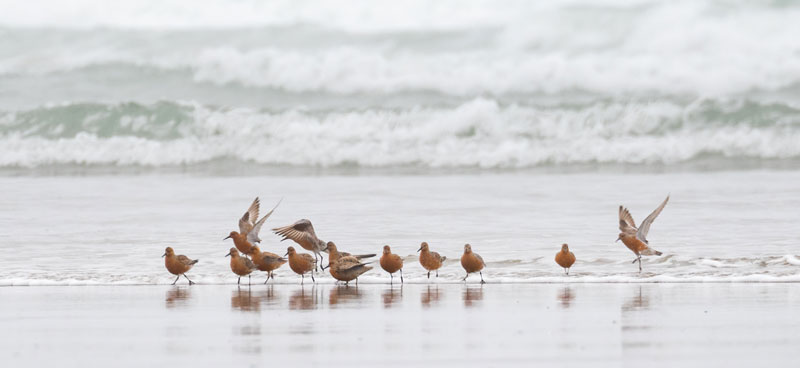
[1,283,798,367]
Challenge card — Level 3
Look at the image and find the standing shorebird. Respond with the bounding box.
[418,242,446,279]
[226,247,257,285]
[273,219,327,271]
[460,244,486,283]
[285,246,317,284]
[224,197,281,257]
[555,243,576,275]
[251,245,287,284]
[324,241,375,270]
[618,195,670,272]
[379,245,404,283]
[162,247,198,285]
[328,250,372,286]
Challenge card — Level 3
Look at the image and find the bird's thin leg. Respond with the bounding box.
[436,270,439,277]
[237,277,241,285]
[427,271,431,279]
[184,274,194,285]
[566,268,570,276]
[638,256,642,273]
[301,274,305,285]
[463,273,468,282]
[390,273,393,284]
[311,272,316,283]
[400,269,404,283]
[480,272,485,284]
[172,275,179,285]
[248,275,251,286]
[264,274,270,284]
[356,278,359,286]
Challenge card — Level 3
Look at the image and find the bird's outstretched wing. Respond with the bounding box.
[636,195,670,243]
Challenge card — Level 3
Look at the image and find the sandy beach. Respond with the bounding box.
[2,283,798,367]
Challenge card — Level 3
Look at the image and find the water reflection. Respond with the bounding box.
[231,287,261,312]
[622,286,650,312]
[421,285,441,308]
[463,285,484,307]
[329,285,364,306]
[382,286,403,308]
[165,286,192,309]
[289,286,318,310]
[558,286,575,309]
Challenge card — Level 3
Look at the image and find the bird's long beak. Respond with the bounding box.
[161,253,166,257]
[417,246,422,252]
[223,235,231,240]
[615,235,622,242]
[225,252,231,257]
[283,251,289,257]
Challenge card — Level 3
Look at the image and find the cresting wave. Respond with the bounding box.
[1,99,800,168]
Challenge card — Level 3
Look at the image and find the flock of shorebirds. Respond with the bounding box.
[163,195,671,286]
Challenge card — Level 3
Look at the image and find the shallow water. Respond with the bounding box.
[0,171,798,285]
[1,284,798,367]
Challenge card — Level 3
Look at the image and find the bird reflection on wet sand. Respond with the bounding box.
[165,286,192,309]
[558,286,575,309]
[421,285,441,308]
[463,285,484,307]
[622,286,650,312]
[289,286,318,310]
[329,285,363,306]
[382,286,403,308]
[231,287,262,312]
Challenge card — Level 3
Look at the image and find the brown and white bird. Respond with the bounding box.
[323,241,375,270]
[250,245,287,284]
[418,242,446,279]
[326,242,372,285]
[225,197,281,257]
[460,244,485,283]
[618,195,669,272]
[285,246,317,284]
[554,243,576,275]
[226,247,257,285]
[162,247,198,285]
[379,245,404,283]
[273,219,327,271]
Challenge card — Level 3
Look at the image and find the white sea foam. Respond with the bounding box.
[0,1,799,97]
[1,99,799,168]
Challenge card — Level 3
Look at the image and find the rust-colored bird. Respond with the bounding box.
[324,241,375,270]
[251,245,287,284]
[224,197,281,257]
[162,247,198,285]
[460,244,485,283]
[327,244,372,286]
[555,243,576,275]
[273,219,327,271]
[380,245,404,283]
[285,246,316,284]
[418,242,446,279]
[225,247,257,285]
[618,195,669,272]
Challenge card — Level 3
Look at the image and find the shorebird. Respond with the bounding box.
[418,242,446,279]
[327,247,372,286]
[224,197,281,257]
[251,245,287,284]
[324,241,375,270]
[273,219,327,271]
[285,246,316,284]
[555,243,576,275]
[379,245,404,283]
[225,247,257,285]
[162,247,198,285]
[460,244,485,283]
[618,195,669,272]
